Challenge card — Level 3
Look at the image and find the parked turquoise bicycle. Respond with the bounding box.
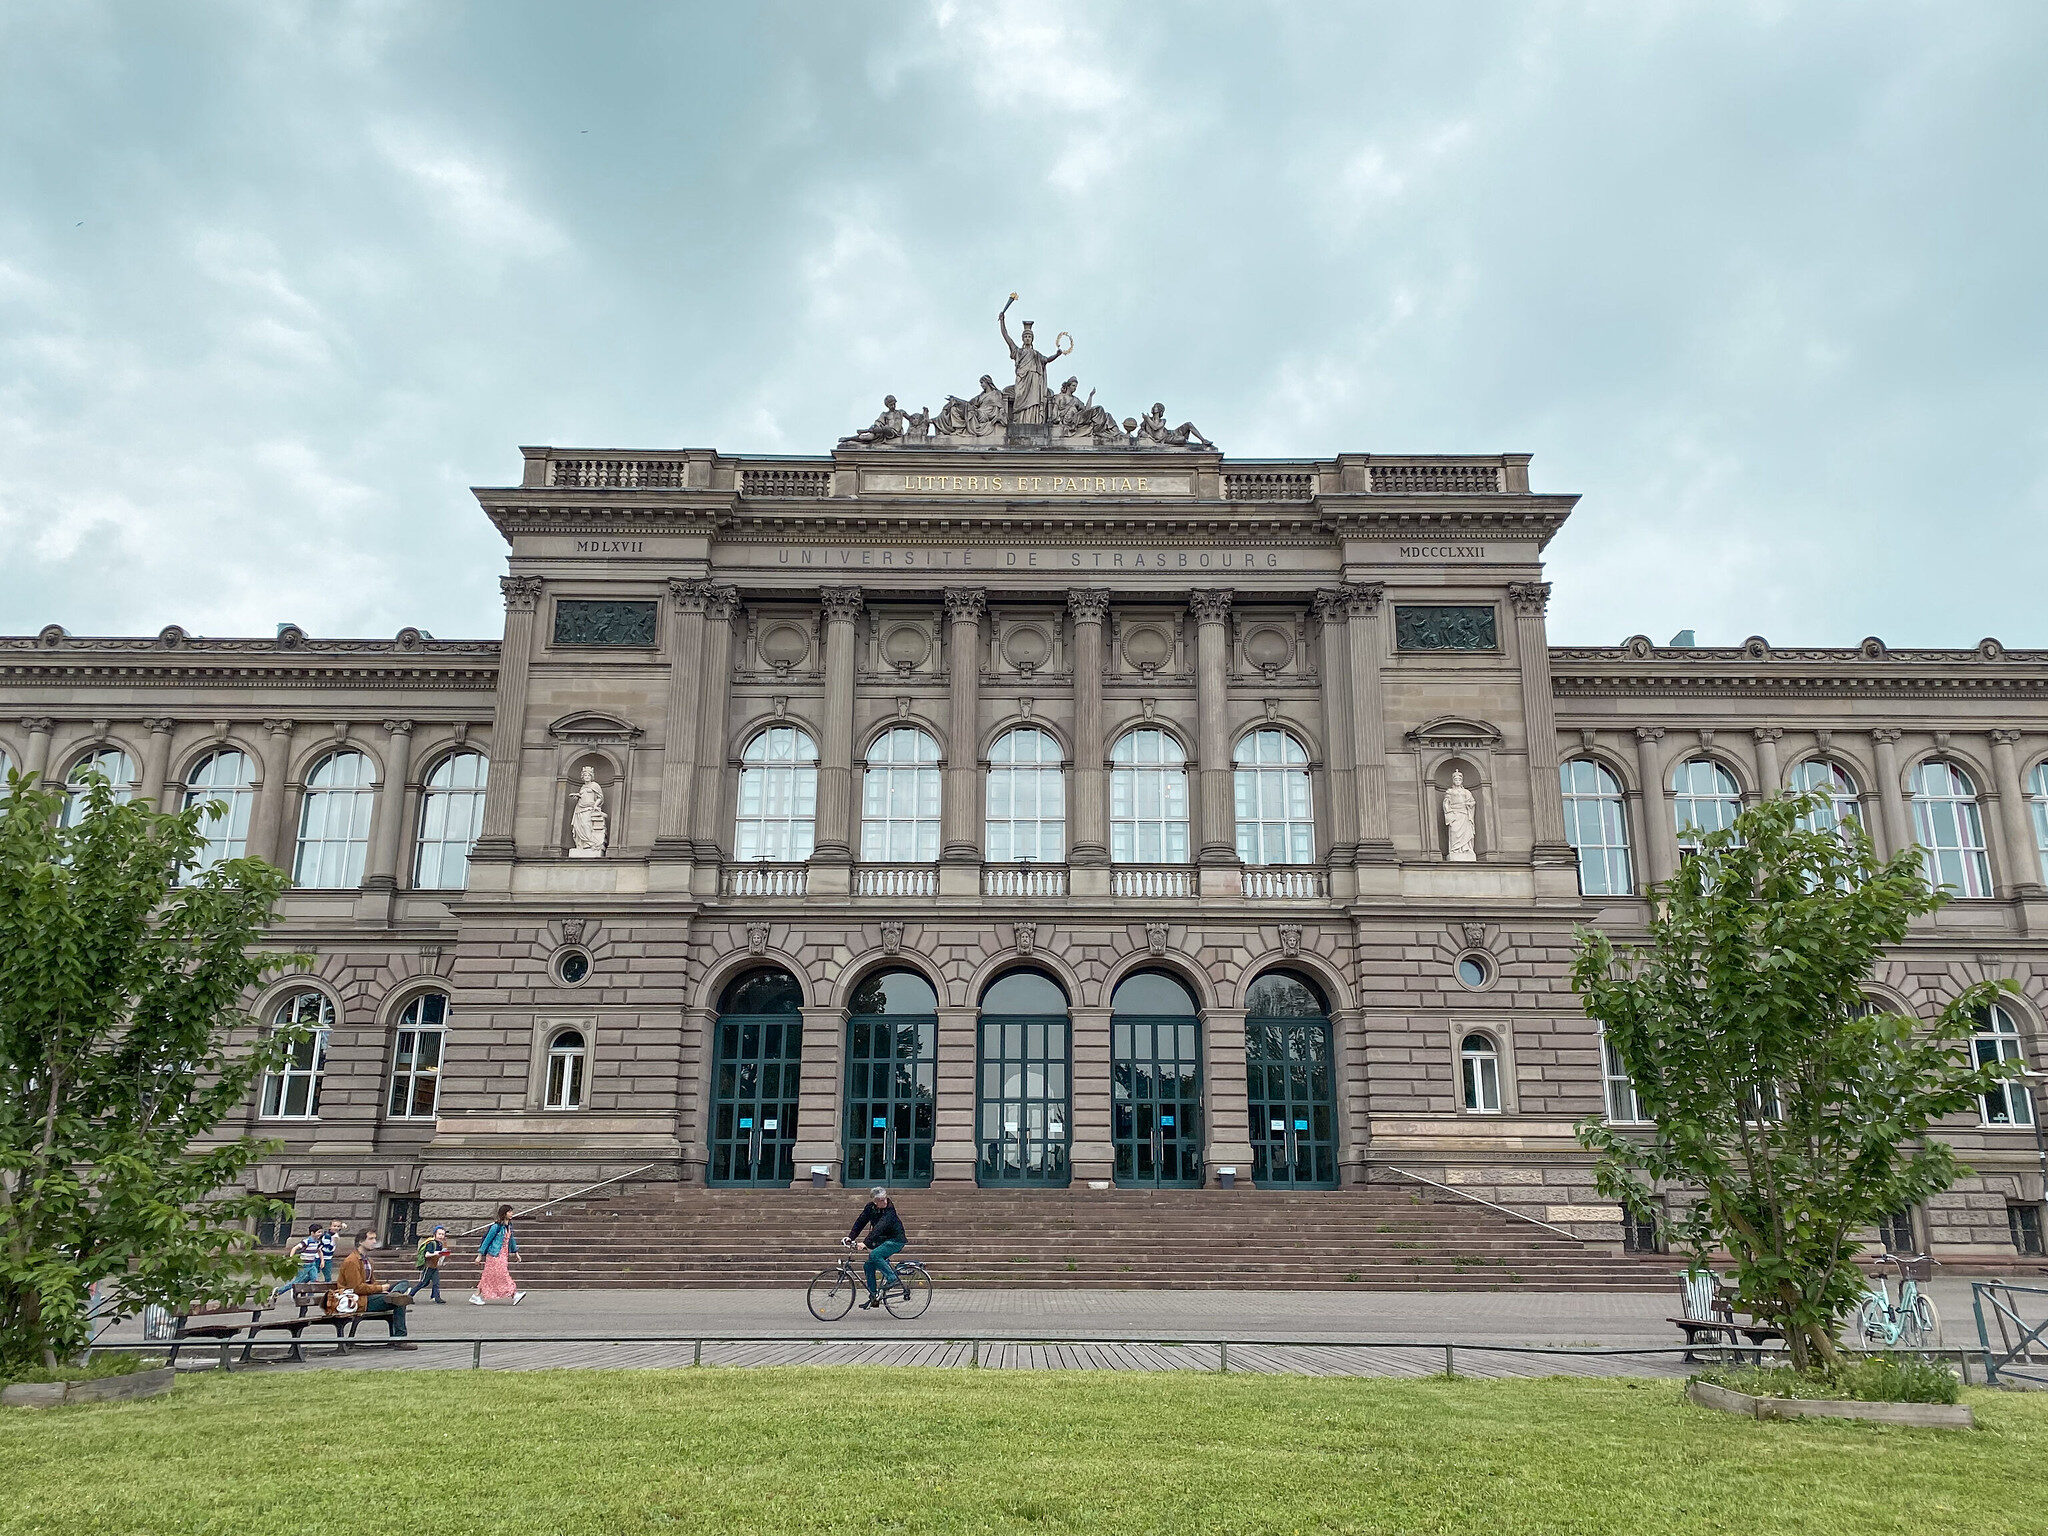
[1852,1252,1940,1349]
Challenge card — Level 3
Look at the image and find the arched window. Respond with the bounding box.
[1602,1034,1646,1124]
[545,1029,587,1111]
[860,727,941,863]
[1973,1005,2035,1127]
[414,751,489,890]
[977,969,1071,1187]
[1460,1033,1501,1114]
[294,750,377,888]
[387,992,448,1119]
[986,728,1065,864]
[735,726,818,862]
[709,966,804,1185]
[1789,759,1863,840]
[845,967,939,1187]
[1559,759,1632,896]
[1911,760,1990,897]
[1109,728,1189,864]
[1671,759,1741,850]
[61,747,138,826]
[260,990,333,1119]
[180,749,256,872]
[0,746,12,791]
[2028,762,2048,887]
[1233,729,1314,865]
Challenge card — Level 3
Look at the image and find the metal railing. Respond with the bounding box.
[1368,1164,1587,1242]
[1973,1280,2048,1387]
[446,1162,673,1240]
[982,865,1067,898]
[723,863,809,898]
[1243,867,1327,899]
[1110,866,1196,899]
[853,865,939,898]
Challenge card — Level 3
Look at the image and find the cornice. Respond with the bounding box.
[0,631,499,690]
[1551,636,2048,700]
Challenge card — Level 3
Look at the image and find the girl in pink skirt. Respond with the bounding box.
[470,1203,525,1305]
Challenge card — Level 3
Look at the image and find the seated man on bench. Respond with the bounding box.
[329,1228,418,1349]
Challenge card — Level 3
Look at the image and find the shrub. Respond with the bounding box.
[3,1352,158,1387]
[1696,1355,1960,1405]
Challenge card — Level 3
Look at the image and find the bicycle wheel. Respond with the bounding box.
[883,1262,933,1319]
[807,1265,856,1322]
[1852,1298,1891,1348]
[1909,1294,1940,1347]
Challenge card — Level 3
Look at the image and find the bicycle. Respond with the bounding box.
[807,1243,933,1321]
[1852,1252,1941,1349]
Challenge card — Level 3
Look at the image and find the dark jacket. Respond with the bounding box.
[849,1201,905,1247]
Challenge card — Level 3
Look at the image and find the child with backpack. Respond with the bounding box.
[413,1226,450,1303]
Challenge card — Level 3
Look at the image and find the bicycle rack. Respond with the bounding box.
[1972,1281,2048,1388]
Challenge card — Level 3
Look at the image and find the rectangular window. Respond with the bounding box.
[2011,1204,2046,1258]
[260,1031,328,1119]
[553,599,658,647]
[255,1196,297,1249]
[1602,1036,1647,1124]
[383,1195,421,1249]
[1394,605,1498,652]
[1877,1209,1916,1255]
[1622,1208,1661,1254]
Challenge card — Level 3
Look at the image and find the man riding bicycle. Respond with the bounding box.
[844,1187,907,1310]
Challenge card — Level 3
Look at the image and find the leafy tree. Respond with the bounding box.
[0,772,305,1372]
[1573,790,2016,1369]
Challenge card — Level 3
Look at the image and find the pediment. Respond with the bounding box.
[547,711,644,744]
[1405,716,1502,750]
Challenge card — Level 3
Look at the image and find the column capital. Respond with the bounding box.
[20,717,53,734]
[1506,581,1552,617]
[667,576,712,612]
[500,575,543,611]
[262,718,295,737]
[381,718,415,738]
[1311,587,1350,622]
[942,586,987,623]
[1633,726,1665,744]
[142,717,176,735]
[1342,581,1385,615]
[820,585,865,622]
[1991,728,2025,746]
[1871,728,1904,745]
[1064,587,1110,623]
[1188,588,1233,623]
[705,582,742,620]
[1752,727,1783,744]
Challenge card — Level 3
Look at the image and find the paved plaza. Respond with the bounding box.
[106,1279,2010,1381]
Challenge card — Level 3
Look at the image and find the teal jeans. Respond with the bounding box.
[864,1239,905,1299]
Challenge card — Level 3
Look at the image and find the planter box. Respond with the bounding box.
[1686,1378,1973,1429]
[2,1366,175,1409]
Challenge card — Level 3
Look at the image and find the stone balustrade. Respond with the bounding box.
[1109,866,1197,899]
[722,863,809,898]
[982,865,1067,898]
[1242,867,1327,899]
[852,865,940,898]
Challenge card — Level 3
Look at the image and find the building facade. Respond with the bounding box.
[6,343,2047,1262]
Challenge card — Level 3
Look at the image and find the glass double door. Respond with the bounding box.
[977,1014,1071,1186]
[1246,1016,1338,1187]
[1112,1015,1204,1187]
[708,1014,803,1186]
[843,1015,937,1187]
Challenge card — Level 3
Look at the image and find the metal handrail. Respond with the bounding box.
[1367,1163,1585,1242]
[449,1162,671,1240]
[1972,1279,2048,1387]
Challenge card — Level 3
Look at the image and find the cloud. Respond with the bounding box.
[370,122,568,261]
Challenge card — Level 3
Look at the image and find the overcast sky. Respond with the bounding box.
[3,2,2043,649]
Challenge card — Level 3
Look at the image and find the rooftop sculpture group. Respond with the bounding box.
[844,294,1215,452]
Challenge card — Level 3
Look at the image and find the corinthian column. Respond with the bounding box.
[690,585,741,863]
[1190,590,1236,866]
[1870,729,1910,860]
[248,719,295,867]
[363,719,415,890]
[1066,589,1110,867]
[1634,726,1674,886]
[1507,582,1570,861]
[138,718,177,808]
[1752,728,1784,799]
[811,586,863,866]
[1345,583,1393,862]
[655,578,710,856]
[474,575,543,857]
[1990,730,2042,894]
[941,588,986,865]
[20,718,54,783]
[1312,591,1358,868]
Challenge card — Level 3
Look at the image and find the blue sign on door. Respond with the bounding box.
[1294,1119,1308,1131]
[1160,1115,1175,1126]
[739,1117,753,1129]
[873,1116,888,1128]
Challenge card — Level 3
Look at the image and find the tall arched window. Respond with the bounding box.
[1559,759,1632,896]
[986,728,1065,863]
[387,991,447,1119]
[977,969,1071,1187]
[182,749,256,872]
[294,750,377,888]
[1233,729,1313,865]
[1973,1004,2034,1127]
[860,727,941,863]
[2028,762,2048,887]
[545,1029,586,1111]
[414,750,489,890]
[1460,1033,1502,1114]
[260,990,333,1120]
[61,747,138,826]
[1789,759,1863,840]
[1911,760,1990,897]
[735,726,818,862]
[1110,728,1189,864]
[1671,759,1741,850]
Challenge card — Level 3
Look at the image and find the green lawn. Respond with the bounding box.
[4,1369,2044,1535]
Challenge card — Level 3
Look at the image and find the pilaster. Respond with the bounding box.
[249,719,296,868]
[1066,589,1109,867]
[931,1005,979,1183]
[791,1004,849,1186]
[941,588,986,865]
[1068,1004,1114,1182]
[471,575,542,868]
[652,577,710,875]
[689,585,741,875]
[1633,727,1675,886]
[1871,730,1911,861]
[1201,1006,1254,1183]
[1344,583,1394,868]
[1190,589,1237,867]
[1990,730,2042,895]
[811,586,863,866]
[138,718,176,808]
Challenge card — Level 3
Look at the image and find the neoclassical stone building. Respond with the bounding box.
[6,349,2046,1264]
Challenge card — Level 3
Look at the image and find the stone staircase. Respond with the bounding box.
[437,1179,1678,1292]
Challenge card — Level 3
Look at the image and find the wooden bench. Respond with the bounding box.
[1670,1271,1785,1363]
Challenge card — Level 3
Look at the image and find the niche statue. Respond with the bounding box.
[569,765,609,859]
[1442,769,1477,863]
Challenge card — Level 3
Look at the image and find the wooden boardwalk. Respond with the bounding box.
[211,1337,1695,1379]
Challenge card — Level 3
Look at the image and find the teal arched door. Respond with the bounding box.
[708,966,804,1186]
[843,968,938,1188]
[1244,971,1338,1189]
[1110,970,1204,1187]
[976,969,1071,1187]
